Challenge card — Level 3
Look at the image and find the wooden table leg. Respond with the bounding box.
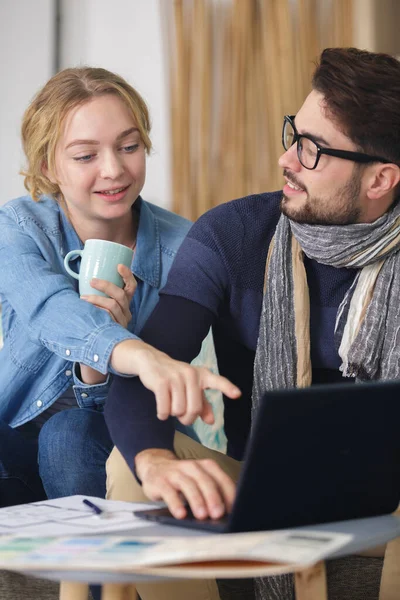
[379,536,400,600]
[59,580,89,600]
[294,561,327,600]
[102,583,137,600]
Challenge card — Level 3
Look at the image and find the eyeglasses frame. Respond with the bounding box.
[282,115,392,170]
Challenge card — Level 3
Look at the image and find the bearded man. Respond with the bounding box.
[105,48,400,600]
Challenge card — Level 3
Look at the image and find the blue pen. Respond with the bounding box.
[82,498,104,516]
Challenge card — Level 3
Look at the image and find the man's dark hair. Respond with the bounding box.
[312,47,400,163]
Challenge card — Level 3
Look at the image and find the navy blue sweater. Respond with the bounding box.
[105,192,357,467]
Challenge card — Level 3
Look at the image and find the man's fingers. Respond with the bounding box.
[138,456,236,521]
[157,483,188,519]
[145,480,188,519]
[169,471,209,519]
[200,459,237,513]
[154,464,226,520]
[181,464,227,519]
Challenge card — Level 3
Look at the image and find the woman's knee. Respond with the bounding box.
[38,409,113,473]
[38,409,114,498]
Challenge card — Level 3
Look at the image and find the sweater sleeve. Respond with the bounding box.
[159,202,240,312]
[105,202,246,472]
[104,296,216,472]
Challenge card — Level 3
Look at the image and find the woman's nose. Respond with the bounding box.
[100,152,124,179]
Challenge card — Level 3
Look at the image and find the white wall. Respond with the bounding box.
[0,0,170,209]
[0,0,55,204]
[60,0,171,209]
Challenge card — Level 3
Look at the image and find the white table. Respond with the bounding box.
[15,513,400,600]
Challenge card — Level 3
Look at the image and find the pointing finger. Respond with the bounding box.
[200,369,241,399]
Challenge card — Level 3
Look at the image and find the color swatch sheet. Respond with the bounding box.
[0,528,353,572]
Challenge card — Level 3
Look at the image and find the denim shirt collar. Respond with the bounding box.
[59,195,161,289]
[59,206,82,256]
[132,197,161,288]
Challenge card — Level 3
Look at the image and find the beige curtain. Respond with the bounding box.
[162,0,353,220]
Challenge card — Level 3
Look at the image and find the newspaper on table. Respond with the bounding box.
[0,530,352,572]
[0,496,353,572]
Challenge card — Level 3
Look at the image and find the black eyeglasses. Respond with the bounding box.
[282,115,391,170]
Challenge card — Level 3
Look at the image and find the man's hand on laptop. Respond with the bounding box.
[135,449,236,520]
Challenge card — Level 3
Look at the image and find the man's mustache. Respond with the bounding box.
[283,169,307,193]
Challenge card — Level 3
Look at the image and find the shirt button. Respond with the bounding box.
[66,349,71,357]
[81,393,88,399]
[93,354,99,363]
[36,400,43,408]
[65,370,72,377]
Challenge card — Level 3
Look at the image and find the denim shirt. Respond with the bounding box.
[0,195,192,427]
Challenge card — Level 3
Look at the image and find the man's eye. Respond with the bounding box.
[306,147,317,157]
[301,139,317,157]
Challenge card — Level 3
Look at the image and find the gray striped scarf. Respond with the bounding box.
[252,199,400,414]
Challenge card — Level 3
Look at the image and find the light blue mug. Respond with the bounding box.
[64,239,134,297]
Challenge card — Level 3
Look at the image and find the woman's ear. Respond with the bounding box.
[41,161,57,184]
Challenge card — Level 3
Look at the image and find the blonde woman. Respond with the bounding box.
[0,67,239,507]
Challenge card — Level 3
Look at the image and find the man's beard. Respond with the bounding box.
[280,168,362,226]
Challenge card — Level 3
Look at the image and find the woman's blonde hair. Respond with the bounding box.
[21,66,152,201]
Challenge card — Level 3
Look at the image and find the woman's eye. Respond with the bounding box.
[73,154,94,162]
[122,144,139,153]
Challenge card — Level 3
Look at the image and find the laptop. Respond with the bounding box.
[134,379,400,533]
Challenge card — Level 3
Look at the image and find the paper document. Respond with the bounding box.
[0,529,352,572]
[0,495,156,537]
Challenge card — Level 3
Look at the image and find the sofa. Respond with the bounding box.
[0,571,60,599]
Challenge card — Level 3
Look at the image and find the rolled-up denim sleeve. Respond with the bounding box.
[0,208,138,374]
[72,363,112,407]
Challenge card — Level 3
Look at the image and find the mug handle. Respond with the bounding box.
[64,250,83,280]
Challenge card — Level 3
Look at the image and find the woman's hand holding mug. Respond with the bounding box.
[81,264,137,328]
[64,239,135,383]
[64,238,136,327]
